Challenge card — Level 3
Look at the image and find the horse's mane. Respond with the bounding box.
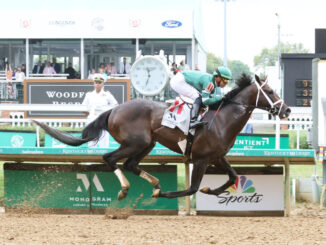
[208,73,253,110]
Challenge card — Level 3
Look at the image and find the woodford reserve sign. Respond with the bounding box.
[24,79,130,118]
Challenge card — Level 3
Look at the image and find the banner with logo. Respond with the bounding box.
[0,10,192,38]
[196,167,284,213]
[0,130,36,147]
[234,134,289,149]
[4,163,178,211]
[24,79,130,118]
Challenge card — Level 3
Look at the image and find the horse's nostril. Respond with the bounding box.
[284,108,291,117]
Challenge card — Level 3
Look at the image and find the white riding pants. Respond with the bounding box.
[170,72,200,100]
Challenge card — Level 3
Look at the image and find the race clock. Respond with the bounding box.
[130,55,169,96]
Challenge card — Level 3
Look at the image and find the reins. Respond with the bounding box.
[208,100,224,130]
[206,79,284,130]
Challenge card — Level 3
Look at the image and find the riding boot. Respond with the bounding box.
[189,98,207,129]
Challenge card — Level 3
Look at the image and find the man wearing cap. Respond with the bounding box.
[170,66,232,129]
[82,74,118,148]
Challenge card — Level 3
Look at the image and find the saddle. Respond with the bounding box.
[162,96,206,158]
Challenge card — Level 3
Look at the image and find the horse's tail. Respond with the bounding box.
[81,109,112,144]
[32,109,113,146]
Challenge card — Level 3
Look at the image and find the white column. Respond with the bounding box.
[223,0,227,67]
[135,38,139,60]
[80,38,84,79]
[191,36,195,70]
[25,38,29,78]
[172,42,176,63]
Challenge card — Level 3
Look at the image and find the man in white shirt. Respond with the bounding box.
[119,57,131,75]
[82,74,118,148]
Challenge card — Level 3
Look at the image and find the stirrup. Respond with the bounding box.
[189,120,207,129]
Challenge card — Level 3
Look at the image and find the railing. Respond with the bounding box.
[27,74,69,79]
[0,103,313,150]
[0,81,24,103]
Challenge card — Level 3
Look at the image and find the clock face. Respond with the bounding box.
[130,56,169,96]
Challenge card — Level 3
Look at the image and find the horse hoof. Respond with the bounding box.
[152,189,161,198]
[200,187,210,193]
[118,189,128,201]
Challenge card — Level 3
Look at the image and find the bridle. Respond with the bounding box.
[254,79,284,116]
[225,80,284,116]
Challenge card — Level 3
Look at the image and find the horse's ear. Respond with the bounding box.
[255,74,260,83]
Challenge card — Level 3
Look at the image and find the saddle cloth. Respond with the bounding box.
[161,97,205,135]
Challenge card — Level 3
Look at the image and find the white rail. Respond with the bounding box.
[0,104,88,111]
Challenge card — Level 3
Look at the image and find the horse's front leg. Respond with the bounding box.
[158,160,207,199]
[200,156,237,196]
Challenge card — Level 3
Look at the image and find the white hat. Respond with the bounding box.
[93,73,106,83]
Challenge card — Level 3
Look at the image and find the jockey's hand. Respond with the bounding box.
[223,93,231,101]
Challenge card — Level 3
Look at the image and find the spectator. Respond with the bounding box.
[15,67,25,81]
[88,68,96,80]
[179,60,190,72]
[105,63,111,75]
[52,57,61,73]
[169,62,180,78]
[5,64,14,99]
[21,64,26,75]
[32,61,44,74]
[119,57,131,75]
[43,62,56,74]
[98,67,108,81]
[179,60,190,71]
[5,64,13,81]
[12,68,17,80]
[64,62,76,79]
[194,64,200,71]
[109,62,117,75]
[82,74,118,149]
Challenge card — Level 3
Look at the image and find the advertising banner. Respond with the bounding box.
[24,79,130,118]
[234,134,289,149]
[0,10,193,39]
[196,167,284,213]
[0,130,36,147]
[4,163,178,211]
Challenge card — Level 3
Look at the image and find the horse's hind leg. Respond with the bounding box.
[200,157,237,196]
[123,142,162,197]
[158,160,208,198]
[103,143,150,200]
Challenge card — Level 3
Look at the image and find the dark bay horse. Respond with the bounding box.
[34,74,291,200]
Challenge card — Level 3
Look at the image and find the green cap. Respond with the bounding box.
[213,66,232,80]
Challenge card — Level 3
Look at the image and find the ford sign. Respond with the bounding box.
[161,20,182,28]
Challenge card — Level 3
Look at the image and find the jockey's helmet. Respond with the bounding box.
[213,66,232,80]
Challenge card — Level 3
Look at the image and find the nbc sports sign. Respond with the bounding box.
[196,167,284,215]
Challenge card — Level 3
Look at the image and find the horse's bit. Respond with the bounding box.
[254,79,284,116]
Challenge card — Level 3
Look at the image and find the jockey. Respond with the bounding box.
[170,66,232,129]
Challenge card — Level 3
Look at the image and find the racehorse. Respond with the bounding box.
[33,74,291,200]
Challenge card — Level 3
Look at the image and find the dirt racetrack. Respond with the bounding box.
[0,203,326,245]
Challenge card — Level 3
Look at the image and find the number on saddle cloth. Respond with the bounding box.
[161,97,192,135]
[161,96,206,136]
